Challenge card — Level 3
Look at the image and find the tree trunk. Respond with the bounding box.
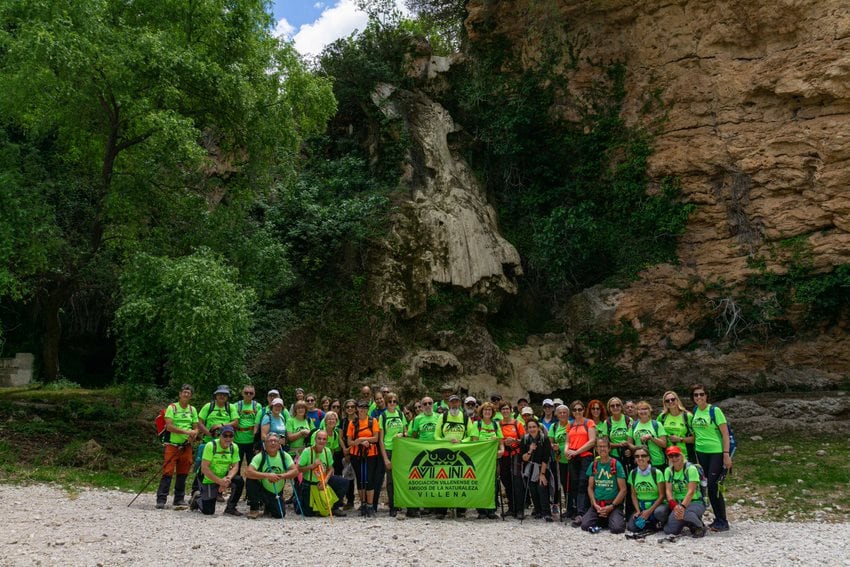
[41,286,70,382]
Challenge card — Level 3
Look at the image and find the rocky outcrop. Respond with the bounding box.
[464,0,850,393]
[367,83,522,317]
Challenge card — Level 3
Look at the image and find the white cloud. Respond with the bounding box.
[290,0,412,58]
[273,17,295,39]
[313,2,326,8]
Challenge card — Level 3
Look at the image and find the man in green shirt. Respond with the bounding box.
[433,394,471,519]
[191,384,240,498]
[235,385,261,474]
[580,436,626,533]
[244,433,299,519]
[379,393,407,517]
[156,384,198,509]
[407,396,439,517]
[297,430,350,516]
[198,425,243,516]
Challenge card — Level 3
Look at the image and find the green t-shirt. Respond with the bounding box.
[665,464,702,503]
[409,413,440,441]
[199,402,239,443]
[250,450,294,493]
[164,403,198,445]
[474,420,503,441]
[434,412,471,442]
[286,416,313,450]
[587,458,625,502]
[659,412,691,454]
[235,400,263,444]
[201,440,240,484]
[550,422,569,464]
[628,466,665,505]
[692,405,726,454]
[298,446,334,483]
[629,420,667,466]
[380,410,407,451]
[597,415,630,458]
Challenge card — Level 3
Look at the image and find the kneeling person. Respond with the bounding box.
[654,446,707,538]
[582,436,626,533]
[245,433,299,519]
[298,430,350,517]
[199,425,244,516]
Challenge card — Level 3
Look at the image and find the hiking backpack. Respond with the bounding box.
[592,457,619,477]
[350,416,375,455]
[437,412,472,439]
[684,461,709,504]
[155,403,177,443]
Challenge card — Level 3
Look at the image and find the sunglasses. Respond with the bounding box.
[306,398,316,402]
[665,398,677,403]
[609,403,621,408]
[345,405,355,409]
[693,392,706,398]
[465,402,476,406]
[572,407,584,412]
[243,392,255,395]
[221,433,234,438]
[590,406,601,411]
[423,401,433,406]
[635,454,649,459]
[331,404,340,408]
[387,400,397,404]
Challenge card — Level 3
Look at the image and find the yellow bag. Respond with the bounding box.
[309,482,338,516]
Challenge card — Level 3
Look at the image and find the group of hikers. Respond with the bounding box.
[155,381,734,538]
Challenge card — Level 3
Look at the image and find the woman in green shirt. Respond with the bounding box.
[691,383,732,532]
[658,390,694,461]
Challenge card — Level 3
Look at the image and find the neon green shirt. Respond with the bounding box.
[286,416,312,450]
[201,440,240,484]
[629,466,664,505]
[310,428,342,452]
[629,420,667,466]
[434,412,471,442]
[199,402,239,443]
[164,402,198,445]
[550,422,569,464]
[298,446,334,483]
[597,415,630,458]
[665,464,702,503]
[250,450,294,493]
[659,412,691,454]
[380,410,407,451]
[474,420,503,441]
[587,458,625,502]
[692,406,726,454]
[235,400,262,444]
[409,413,440,441]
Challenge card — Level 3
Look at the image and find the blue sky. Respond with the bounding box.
[271,0,410,57]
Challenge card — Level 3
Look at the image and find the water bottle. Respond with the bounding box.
[589,526,602,534]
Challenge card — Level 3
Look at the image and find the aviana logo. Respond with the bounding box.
[407,447,477,480]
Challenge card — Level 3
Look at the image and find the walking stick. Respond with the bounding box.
[318,463,334,522]
[271,478,286,525]
[128,444,184,507]
[290,479,306,519]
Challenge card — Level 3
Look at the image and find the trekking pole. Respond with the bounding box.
[496,466,505,521]
[318,463,334,522]
[520,463,531,525]
[290,479,306,519]
[272,479,286,525]
[128,444,184,507]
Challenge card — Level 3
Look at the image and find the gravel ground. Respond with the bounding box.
[1,484,849,566]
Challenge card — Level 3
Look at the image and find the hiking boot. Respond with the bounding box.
[224,507,243,517]
[343,503,354,510]
[247,509,261,519]
[708,521,730,532]
[572,515,583,527]
[545,516,554,523]
[487,512,499,520]
[366,507,376,518]
[389,508,397,518]
[333,508,347,517]
[691,525,707,538]
[172,500,188,511]
[435,512,447,520]
[456,510,466,518]
[155,501,166,509]
[216,494,225,503]
[406,509,420,518]
[359,505,367,517]
[189,492,200,511]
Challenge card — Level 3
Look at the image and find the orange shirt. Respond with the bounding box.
[346,417,380,457]
[568,418,596,457]
[500,420,526,455]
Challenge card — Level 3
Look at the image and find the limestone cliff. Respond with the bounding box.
[459,0,850,395]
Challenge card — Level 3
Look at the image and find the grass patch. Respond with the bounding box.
[726,435,850,521]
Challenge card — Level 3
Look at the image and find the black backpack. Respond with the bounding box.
[437,412,472,438]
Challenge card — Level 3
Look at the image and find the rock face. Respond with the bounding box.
[463,0,850,394]
[367,83,522,318]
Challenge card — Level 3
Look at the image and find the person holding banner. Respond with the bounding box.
[407,397,439,517]
[347,400,380,517]
[474,403,504,519]
[379,393,407,517]
[520,418,553,521]
[434,394,473,519]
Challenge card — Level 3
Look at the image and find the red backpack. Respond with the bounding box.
[155,403,177,443]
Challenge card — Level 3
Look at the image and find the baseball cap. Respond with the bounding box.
[214,385,230,396]
[464,396,477,405]
[268,389,280,396]
[542,398,554,407]
[219,425,235,435]
[553,398,564,405]
[271,397,284,407]
[448,394,460,402]
[356,400,369,408]
[520,406,534,416]
[666,446,683,456]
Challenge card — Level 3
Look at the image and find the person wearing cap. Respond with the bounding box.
[378,392,407,517]
[191,385,239,500]
[433,394,473,519]
[407,396,440,518]
[515,398,531,423]
[347,400,380,516]
[198,424,244,516]
[156,384,198,509]
[436,384,454,414]
[244,432,299,519]
[235,385,261,475]
[654,445,707,538]
[581,436,626,533]
[489,393,503,422]
[520,405,535,423]
[464,396,479,422]
[540,399,556,433]
[261,398,288,444]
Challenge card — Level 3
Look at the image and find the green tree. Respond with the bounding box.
[115,250,255,393]
[0,0,335,379]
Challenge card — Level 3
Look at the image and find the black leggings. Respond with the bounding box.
[696,451,727,525]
